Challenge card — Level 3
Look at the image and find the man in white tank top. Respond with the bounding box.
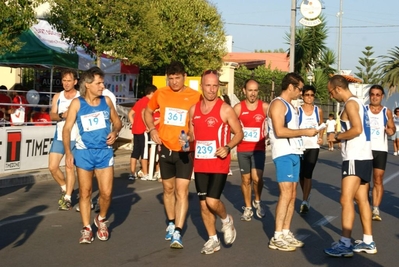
[366,85,395,221]
[267,73,318,252]
[324,75,376,257]
[49,70,80,211]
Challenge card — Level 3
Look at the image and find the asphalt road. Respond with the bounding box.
[1,146,399,267]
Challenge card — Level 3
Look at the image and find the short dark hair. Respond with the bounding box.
[369,84,384,95]
[394,107,399,114]
[166,61,186,76]
[329,75,349,89]
[281,72,304,91]
[145,84,157,95]
[61,69,78,80]
[329,113,334,118]
[302,85,316,95]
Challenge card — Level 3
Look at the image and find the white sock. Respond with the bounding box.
[274,231,283,239]
[64,194,71,201]
[61,185,66,192]
[84,224,91,230]
[282,229,290,236]
[363,234,373,244]
[209,235,218,242]
[98,215,106,221]
[221,215,230,224]
[340,236,351,247]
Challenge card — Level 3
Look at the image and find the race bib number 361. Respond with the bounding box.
[164,107,187,126]
[81,111,106,132]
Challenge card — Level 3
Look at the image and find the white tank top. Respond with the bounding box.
[267,97,304,159]
[299,105,320,149]
[366,105,388,152]
[54,90,80,141]
[340,97,372,160]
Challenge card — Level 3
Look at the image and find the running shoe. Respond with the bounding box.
[165,223,175,240]
[268,235,296,251]
[94,215,109,241]
[79,227,94,244]
[221,214,236,245]
[137,169,144,178]
[300,200,310,214]
[128,174,136,180]
[201,238,221,254]
[252,200,265,218]
[58,190,66,206]
[59,197,72,211]
[324,240,353,257]
[284,231,304,248]
[141,174,149,181]
[240,207,253,221]
[154,171,161,180]
[170,231,183,249]
[372,208,382,221]
[353,240,377,254]
[228,169,233,176]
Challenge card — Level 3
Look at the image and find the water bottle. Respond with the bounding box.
[180,130,190,152]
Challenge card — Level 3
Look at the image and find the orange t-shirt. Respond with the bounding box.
[147,86,201,151]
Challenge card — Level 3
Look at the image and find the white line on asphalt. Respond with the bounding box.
[312,215,338,227]
[0,187,161,227]
[383,172,399,185]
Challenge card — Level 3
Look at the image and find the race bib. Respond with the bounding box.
[369,117,381,139]
[243,127,260,142]
[164,107,187,126]
[81,111,106,132]
[195,140,217,159]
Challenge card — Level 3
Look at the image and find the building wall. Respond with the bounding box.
[0,67,21,89]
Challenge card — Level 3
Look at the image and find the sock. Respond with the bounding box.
[168,219,175,225]
[84,224,91,230]
[175,227,182,233]
[61,185,66,192]
[254,200,260,204]
[372,206,379,211]
[340,236,351,247]
[221,215,230,224]
[274,231,283,239]
[98,215,105,221]
[209,235,218,242]
[363,234,373,244]
[282,229,290,236]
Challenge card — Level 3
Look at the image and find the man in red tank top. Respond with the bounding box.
[234,79,269,221]
[188,70,243,254]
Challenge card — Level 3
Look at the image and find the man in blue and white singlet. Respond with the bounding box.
[267,73,318,252]
[49,69,80,211]
[324,75,376,257]
[63,67,121,244]
[366,85,395,221]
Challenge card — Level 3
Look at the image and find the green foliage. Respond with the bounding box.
[379,46,399,95]
[234,65,286,102]
[354,46,380,84]
[0,0,43,55]
[254,48,285,53]
[151,0,226,75]
[46,0,226,74]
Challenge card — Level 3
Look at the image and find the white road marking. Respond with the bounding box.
[312,216,338,227]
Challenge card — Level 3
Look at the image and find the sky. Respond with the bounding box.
[212,0,399,75]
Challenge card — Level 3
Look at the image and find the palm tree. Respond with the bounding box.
[379,46,399,95]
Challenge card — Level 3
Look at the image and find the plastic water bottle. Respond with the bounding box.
[180,130,190,152]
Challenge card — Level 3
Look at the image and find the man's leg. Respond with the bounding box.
[162,177,177,222]
[340,176,361,238]
[252,169,264,202]
[355,183,372,235]
[48,152,66,188]
[95,167,114,218]
[65,162,76,198]
[372,168,385,208]
[275,182,296,232]
[174,178,191,230]
[240,173,252,206]
[77,168,94,227]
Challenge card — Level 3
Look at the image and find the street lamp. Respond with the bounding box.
[307,71,314,85]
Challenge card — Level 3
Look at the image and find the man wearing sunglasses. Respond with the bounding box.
[324,75,375,257]
[267,73,318,252]
[144,61,201,249]
[365,85,395,221]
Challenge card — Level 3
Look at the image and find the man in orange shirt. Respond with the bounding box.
[144,61,201,249]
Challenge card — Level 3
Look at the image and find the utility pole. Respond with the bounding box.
[289,0,296,73]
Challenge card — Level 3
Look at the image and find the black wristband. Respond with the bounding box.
[225,145,231,153]
[59,113,64,120]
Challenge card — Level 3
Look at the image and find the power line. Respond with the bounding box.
[225,22,399,29]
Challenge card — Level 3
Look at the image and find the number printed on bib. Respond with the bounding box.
[164,107,187,126]
[195,140,217,159]
[369,116,381,139]
[81,111,106,132]
[243,127,260,142]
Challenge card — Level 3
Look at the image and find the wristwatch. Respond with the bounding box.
[59,112,64,120]
[224,145,231,154]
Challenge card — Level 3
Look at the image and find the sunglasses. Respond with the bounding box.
[202,70,218,77]
[303,93,315,97]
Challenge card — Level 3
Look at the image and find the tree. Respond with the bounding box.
[47,0,160,67]
[379,46,399,95]
[355,46,380,84]
[151,0,226,75]
[285,15,328,75]
[0,0,43,55]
